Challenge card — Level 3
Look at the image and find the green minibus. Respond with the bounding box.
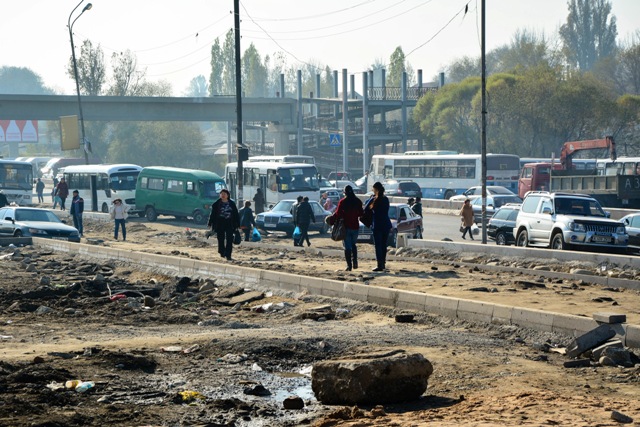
[135,167,226,224]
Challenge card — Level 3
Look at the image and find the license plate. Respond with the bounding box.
[52,237,69,241]
[264,224,276,228]
[592,235,611,243]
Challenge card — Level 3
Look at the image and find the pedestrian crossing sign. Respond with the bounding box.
[329,133,341,147]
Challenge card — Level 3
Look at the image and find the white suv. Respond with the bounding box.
[514,192,628,251]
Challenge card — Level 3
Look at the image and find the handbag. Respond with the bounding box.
[233,229,242,245]
[252,227,261,242]
[360,209,373,228]
[292,226,301,240]
[331,218,346,241]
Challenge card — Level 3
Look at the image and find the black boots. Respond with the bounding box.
[344,249,352,271]
[352,247,358,269]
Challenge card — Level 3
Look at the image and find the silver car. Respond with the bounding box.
[0,207,81,242]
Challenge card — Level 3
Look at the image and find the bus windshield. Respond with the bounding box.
[278,167,320,192]
[0,164,33,191]
[201,180,226,199]
[110,172,140,191]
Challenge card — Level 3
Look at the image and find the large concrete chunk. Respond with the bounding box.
[566,324,616,358]
[592,312,627,324]
[311,350,433,405]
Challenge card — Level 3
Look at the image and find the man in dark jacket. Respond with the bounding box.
[290,195,303,226]
[333,185,364,271]
[208,189,240,261]
[295,196,315,247]
[238,200,256,242]
[69,190,84,237]
[56,177,69,211]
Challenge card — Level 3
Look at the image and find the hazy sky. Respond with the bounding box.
[2,0,639,96]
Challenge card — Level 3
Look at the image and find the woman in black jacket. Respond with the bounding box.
[208,189,240,261]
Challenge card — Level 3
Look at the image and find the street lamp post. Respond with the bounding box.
[68,0,97,211]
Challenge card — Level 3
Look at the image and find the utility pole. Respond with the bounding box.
[481,0,487,244]
[234,0,246,203]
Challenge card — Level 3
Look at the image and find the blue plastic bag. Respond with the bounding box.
[252,227,261,242]
[292,226,301,240]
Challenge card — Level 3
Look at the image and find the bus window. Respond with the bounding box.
[186,181,197,195]
[167,179,184,193]
[148,178,164,191]
[268,170,277,191]
[383,165,393,179]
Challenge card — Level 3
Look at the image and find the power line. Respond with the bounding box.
[246,0,376,22]
[406,1,471,58]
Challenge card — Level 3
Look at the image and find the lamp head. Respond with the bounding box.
[82,3,92,12]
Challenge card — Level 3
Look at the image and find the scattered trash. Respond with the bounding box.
[298,365,313,376]
[251,363,263,371]
[1,335,14,340]
[109,293,127,302]
[46,382,65,391]
[183,344,200,354]
[75,381,95,393]
[65,380,81,389]
[174,390,206,403]
[161,346,184,353]
[218,353,247,364]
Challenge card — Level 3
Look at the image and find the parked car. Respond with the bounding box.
[471,195,522,224]
[354,175,368,194]
[319,188,341,205]
[329,180,358,191]
[382,180,422,198]
[620,213,640,253]
[514,191,627,251]
[328,171,352,181]
[358,203,423,246]
[0,206,80,242]
[255,200,331,236]
[450,185,516,202]
[487,204,520,245]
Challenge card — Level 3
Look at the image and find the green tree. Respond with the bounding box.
[242,43,268,97]
[209,38,223,96]
[108,121,204,167]
[221,29,236,95]
[617,35,640,95]
[185,75,209,97]
[66,39,106,95]
[0,66,54,94]
[387,47,406,87]
[560,0,618,71]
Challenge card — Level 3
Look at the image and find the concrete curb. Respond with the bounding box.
[33,238,640,350]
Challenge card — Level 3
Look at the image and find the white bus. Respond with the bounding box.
[0,160,34,206]
[225,161,321,208]
[367,153,521,199]
[63,164,143,212]
[247,155,315,164]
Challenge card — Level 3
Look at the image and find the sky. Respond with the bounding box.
[1,0,639,96]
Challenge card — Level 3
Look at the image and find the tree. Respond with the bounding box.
[209,38,223,96]
[242,43,268,97]
[559,0,618,71]
[185,75,209,97]
[221,29,236,95]
[0,66,54,94]
[387,47,406,87]
[66,39,106,95]
[107,50,146,96]
[617,34,640,95]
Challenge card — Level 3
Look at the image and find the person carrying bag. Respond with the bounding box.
[332,185,363,271]
[208,189,240,261]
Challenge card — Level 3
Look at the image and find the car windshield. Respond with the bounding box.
[318,178,333,187]
[554,198,606,217]
[489,187,513,195]
[271,201,295,213]
[14,209,61,223]
[493,196,522,207]
[110,172,140,191]
[278,167,320,192]
[388,206,398,219]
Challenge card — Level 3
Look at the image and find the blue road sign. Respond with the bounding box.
[329,133,341,147]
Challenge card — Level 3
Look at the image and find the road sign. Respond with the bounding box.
[329,133,341,147]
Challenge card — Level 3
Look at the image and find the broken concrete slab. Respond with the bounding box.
[563,359,591,368]
[593,312,627,324]
[311,350,433,405]
[566,324,616,358]
[228,291,264,306]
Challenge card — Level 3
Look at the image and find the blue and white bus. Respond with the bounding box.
[367,153,521,199]
[63,164,143,212]
[0,159,33,205]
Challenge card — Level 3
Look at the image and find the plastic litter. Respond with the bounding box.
[65,380,81,389]
[75,381,95,393]
[178,390,205,403]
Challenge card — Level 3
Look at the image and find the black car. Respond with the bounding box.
[487,204,520,245]
[255,200,331,236]
[471,195,522,224]
[383,180,422,197]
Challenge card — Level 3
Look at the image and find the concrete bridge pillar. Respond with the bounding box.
[269,124,293,155]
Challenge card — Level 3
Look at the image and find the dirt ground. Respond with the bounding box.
[1,217,639,426]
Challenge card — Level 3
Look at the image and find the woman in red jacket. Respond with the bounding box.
[332,185,364,271]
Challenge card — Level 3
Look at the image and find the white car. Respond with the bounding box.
[450,185,515,202]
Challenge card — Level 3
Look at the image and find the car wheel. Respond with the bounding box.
[516,229,529,247]
[14,230,22,238]
[496,231,507,246]
[444,190,455,200]
[414,228,423,239]
[551,232,570,250]
[192,210,207,225]
[101,203,109,213]
[145,207,158,222]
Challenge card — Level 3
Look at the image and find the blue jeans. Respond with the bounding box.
[114,219,126,240]
[343,228,359,251]
[72,214,83,236]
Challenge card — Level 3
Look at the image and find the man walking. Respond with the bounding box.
[69,190,84,237]
[35,178,45,204]
[332,185,364,271]
[295,196,315,247]
[56,177,69,211]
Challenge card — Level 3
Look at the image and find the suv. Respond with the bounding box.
[514,192,628,251]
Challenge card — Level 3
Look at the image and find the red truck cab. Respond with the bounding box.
[518,162,563,198]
